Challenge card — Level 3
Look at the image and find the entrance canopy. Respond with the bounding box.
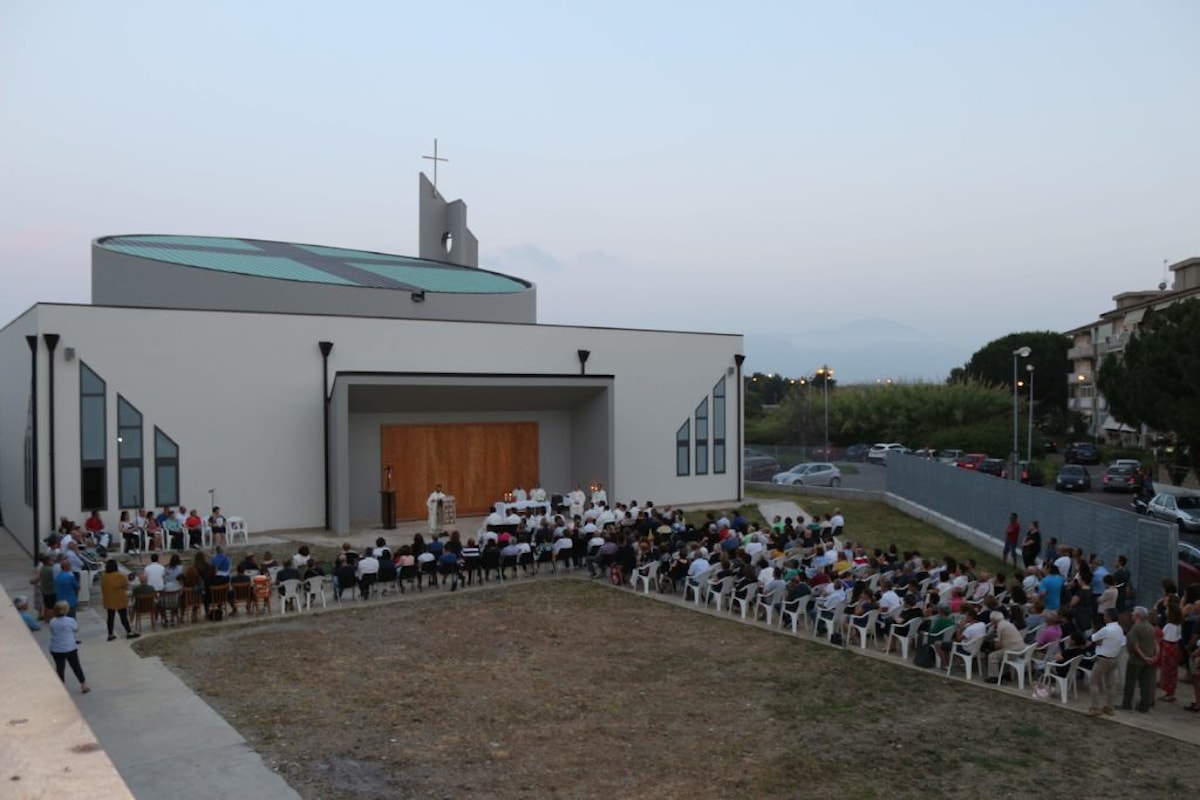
[328,373,613,533]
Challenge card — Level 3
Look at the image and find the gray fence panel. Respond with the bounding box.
[885,454,1175,604]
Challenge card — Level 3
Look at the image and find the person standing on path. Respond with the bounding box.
[100,560,140,641]
[48,601,90,694]
[1003,512,1021,572]
[1121,606,1160,713]
[1021,520,1042,570]
[1088,608,1125,716]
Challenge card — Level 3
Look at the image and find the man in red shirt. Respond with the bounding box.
[1003,512,1021,572]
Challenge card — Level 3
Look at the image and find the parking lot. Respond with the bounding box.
[758,457,1199,544]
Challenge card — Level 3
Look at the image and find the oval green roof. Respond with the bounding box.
[95,235,530,294]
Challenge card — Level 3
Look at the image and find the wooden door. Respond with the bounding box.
[381,422,539,520]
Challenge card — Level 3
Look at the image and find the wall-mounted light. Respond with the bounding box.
[411,291,426,303]
[64,347,75,362]
[577,349,591,376]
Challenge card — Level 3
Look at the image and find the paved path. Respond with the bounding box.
[0,528,299,800]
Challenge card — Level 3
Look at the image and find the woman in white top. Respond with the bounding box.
[1159,598,1184,702]
[49,601,89,694]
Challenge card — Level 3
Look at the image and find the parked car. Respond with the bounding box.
[771,462,842,487]
[1018,461,1045,486]
[1101,465,1141,493]
[844,443,870,462]
[1178,540,1200,590]
[1055,464,1092,492]
[867,443,908,464]
[938,449,965,464]
[1145,493,1200,533]
[957,453,987,470]
[978,458,1006,478]
[1044,439,1059,453]
[744,456,781,482]
[912,447,938,459]
[810,446,841,460]
[1064,442,1101,465]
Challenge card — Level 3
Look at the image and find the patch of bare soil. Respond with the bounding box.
[138,581,1199,799]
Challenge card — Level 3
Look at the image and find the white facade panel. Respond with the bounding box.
[3,304,741,535]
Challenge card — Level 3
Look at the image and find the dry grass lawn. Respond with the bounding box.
[134,578,1200,799]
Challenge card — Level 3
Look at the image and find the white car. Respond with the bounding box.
[938,449,964,464]
[771,462,842,487]
[867,443,908,464]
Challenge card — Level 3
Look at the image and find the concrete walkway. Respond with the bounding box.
[0,528,299,800]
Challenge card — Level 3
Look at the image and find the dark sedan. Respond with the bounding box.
[844,444,870,462]
[1101,465,1140,493]
[1018,461,1045,487]
[978,458,1006,478]
[1056,465,1092,492]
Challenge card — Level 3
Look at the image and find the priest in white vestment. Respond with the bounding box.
[426,485,447,532]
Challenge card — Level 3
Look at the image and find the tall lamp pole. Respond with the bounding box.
[1011,346,1031,481]
[1026,364,1035,463]
[816,365,833,457]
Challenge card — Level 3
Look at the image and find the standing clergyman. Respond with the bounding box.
[427,484,447,533]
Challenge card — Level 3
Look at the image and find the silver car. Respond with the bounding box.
[1146,493,1200,533]
[771,462,842,487]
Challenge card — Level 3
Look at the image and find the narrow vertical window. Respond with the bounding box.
[713,377,727,475]
[80,362,107,510]
[154,427,179,507]
[695,397,709,475]
[676,420,690,476]
[117,396,143,509]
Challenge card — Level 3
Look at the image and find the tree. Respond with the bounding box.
[1099,300,1200,480]
[958,331,1072,419]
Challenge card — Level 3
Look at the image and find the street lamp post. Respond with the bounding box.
[1026,364,1035,463]
[1011,346,1031,481]
[815,365,833,457]
[1076,373,1097,443]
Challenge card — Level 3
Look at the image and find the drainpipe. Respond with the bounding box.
[319,341,334,532]
[735,354,746,503]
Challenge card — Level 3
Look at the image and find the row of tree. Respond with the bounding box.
[746,307,1199,474]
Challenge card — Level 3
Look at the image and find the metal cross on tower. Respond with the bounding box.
[422,138,448,195]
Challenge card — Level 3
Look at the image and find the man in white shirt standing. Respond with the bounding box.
[513,486,528,502]
[591,483,607,506]
[568,485,586,520]
[1088,607,1126,716]
[426,484,447,533]
[529,484,547,503]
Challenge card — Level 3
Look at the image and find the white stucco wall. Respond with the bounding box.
[1,303,742,534]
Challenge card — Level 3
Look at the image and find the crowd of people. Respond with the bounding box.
[20,497,1197,719]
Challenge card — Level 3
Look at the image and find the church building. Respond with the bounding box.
[0,174,744,539]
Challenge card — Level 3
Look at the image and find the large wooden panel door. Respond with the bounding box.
[381,422,539,520]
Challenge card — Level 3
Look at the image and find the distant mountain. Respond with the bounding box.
[744,319,965,383]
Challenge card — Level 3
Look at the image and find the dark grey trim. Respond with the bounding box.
[25,335,39,565]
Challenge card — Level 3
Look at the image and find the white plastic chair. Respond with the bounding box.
[704,576,735,613]
[683,567,712,605]
[754,585,787,626]
[1038,655,1083,703]
[885,616,922,659]
[848,608,881,650]
[632,561,660,595]
[278,579,303,614]
[730,582,759,620]
[947,636,984,680]
[779,595,813,635]
[995,642,1037,689]
[226,517,248,546]
[304,575,327,610]
[201,521,213,551]
[815,602,845,641]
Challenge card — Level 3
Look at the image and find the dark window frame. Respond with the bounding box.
[676,419,690,477]
[713,376,727,475]
[695,397,709,475]
[117,395,143,509]
[154,427,179,507]
[79,362,107,511]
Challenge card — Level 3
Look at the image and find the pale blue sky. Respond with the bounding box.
[2,1,1197,381]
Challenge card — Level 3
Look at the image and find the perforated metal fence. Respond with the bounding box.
[886,454,1176,607]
